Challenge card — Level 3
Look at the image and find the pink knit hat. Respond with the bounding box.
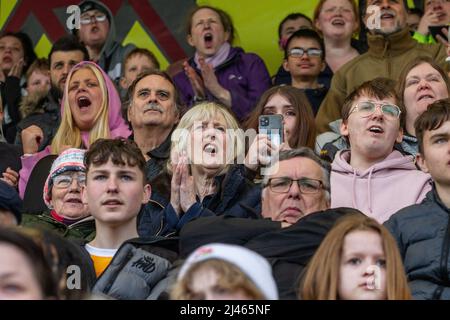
[43,148,86,208]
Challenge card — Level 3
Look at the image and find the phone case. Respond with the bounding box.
[259,114,284,146]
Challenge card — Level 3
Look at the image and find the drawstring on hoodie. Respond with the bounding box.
[367,168,374,215]
[351,167,375,216]
[351,169,357,209]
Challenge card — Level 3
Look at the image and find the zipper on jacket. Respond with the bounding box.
[148,199,165,237]
[434,210,450,299]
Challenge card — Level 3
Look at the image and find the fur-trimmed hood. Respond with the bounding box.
[19,90,53,119]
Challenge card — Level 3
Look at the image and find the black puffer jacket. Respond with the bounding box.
[384,186,450,300]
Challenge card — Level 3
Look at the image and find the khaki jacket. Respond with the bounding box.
[316,28,448,133]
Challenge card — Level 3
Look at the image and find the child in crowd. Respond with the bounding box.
[81,138,150,277]
[300,213,411,300]
[273,12,313,86]
[171,243,278,300]
[24,58,50,96]
[119,48,160,98]
[82,138,178,300]
[283,28,328,115]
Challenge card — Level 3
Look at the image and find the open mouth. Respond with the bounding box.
[380,13,394,20]
[368,125,384,134]
[437,12,447,20]
[77,96,92,109]
[204,33,213,47]
[417,94,434,102]
[331,18,345,26]
[203,143,217,154]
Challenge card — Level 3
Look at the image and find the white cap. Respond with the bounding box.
[178,243,279,300]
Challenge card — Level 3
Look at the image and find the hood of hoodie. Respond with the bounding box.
[77,1,118,61]
[60,60,131,146]
[332,149,417,177]
[331,149,431,222]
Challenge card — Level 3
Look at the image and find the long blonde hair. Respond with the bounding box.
[300,214,411,300]
[51,64,110,154]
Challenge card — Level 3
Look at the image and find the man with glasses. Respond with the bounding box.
[75,1,135,84]
[331,77,432,223]
[316,0,449,134]
[21,148,95,240]
[261,148,331,226]
[178,148,363,299]
[282,28,328,115]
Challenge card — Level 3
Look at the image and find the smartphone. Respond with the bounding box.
[429,25,448,42]
[259,114,284,147]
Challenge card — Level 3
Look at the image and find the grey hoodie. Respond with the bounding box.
[77,0,135,83]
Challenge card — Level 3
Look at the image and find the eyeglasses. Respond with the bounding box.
[53,173,86,189]
[350,101,402,119]
[265,177,326,194]
[80,13,107,25]
[288,47,323,58]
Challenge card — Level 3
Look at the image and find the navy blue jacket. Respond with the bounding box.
[137,164,261,237]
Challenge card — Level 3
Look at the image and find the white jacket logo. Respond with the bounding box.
[228,74,242,81]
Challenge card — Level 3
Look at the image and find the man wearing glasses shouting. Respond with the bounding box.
[331,77,432,224]
[75,1,135,84]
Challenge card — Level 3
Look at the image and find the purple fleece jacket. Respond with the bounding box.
[173,47,271,121]
[330,150,432,223]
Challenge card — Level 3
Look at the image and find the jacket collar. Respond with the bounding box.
[188,47,243,72]
[147,130,172,160]
[429,183,450,212]
[367,28,417,58]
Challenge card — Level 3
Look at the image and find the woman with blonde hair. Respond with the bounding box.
[138,102,260,237]
[19,61,130,198]
[300,213,411,300]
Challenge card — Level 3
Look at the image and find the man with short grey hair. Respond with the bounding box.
[127,70,180,182]
[261,148,330,226]
[179,148,358,299]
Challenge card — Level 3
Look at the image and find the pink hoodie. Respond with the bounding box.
[331,150,432,223]
[19,61,131,198]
